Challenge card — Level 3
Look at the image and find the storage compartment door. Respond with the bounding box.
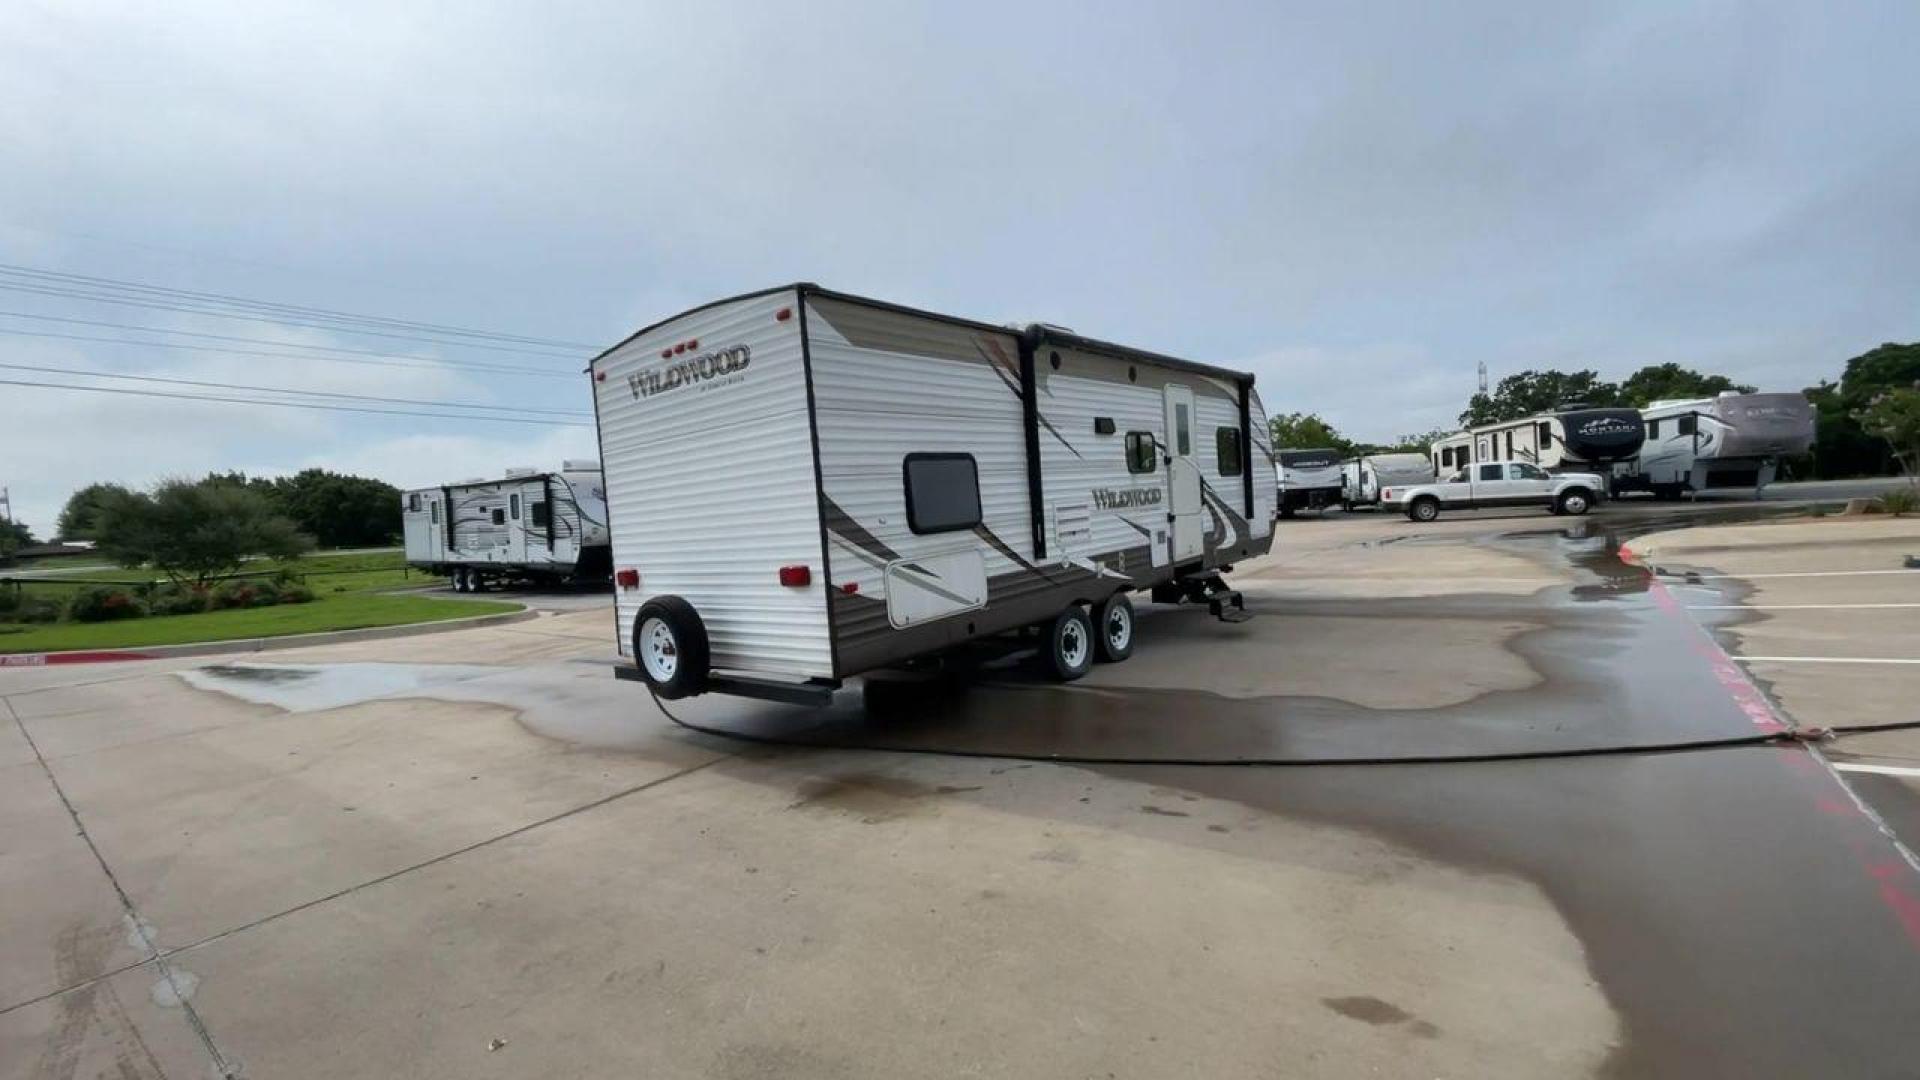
[885,550,987,629]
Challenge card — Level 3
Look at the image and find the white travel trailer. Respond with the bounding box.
[1340,452,1434,508]
[401,463,610,591]
[1275,449,1344,516]
[1430,407,1647,481]
[589,284,1278,705]
[1615,392,1815,497]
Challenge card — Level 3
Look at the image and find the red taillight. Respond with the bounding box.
[779,565,811,587]
[1381,489,1392,500]
[659,348,671,359]
[841,581,859,595]
[687,338,698,349]
[594,370,606,382]
[615,568,639,590]
[775,307,792,322]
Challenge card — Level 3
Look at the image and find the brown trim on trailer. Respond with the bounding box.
[796,291,843,681]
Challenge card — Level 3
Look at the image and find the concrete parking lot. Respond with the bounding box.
[5,502,1919,1079]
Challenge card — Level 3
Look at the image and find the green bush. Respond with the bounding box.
[0,591,63,624]
[66,585,147,622]
[151,586,212,616]
[1881,485,1919,517]
[210,578,283,609]
[278,583,316,604]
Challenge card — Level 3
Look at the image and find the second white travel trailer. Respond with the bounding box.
[1614,392,1815,497]
[1340,452,1434,508]
[590,284,1278,705]
[1275,449,1344,515]
[401,463,610,591]
[1430,407,1648,480]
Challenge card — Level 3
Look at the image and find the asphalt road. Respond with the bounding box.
[4,504,1917,1078]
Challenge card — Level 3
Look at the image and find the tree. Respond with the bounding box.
[1803,343,1920,478]
[1385,428,1456,454]
[56,482,132,540]
[1838,343,1920,411]
[0,518,34,564]
[1617,364,1755,407]
[95,478,312,586]
[1858,386,1920,480]
[271,469,402,548]
[1460,370,1621,427]
[1269,412,1353,454]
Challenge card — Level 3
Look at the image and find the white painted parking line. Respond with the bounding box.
[1666,569,1920,580]
[1832,762,1920,779]
[1687,603,1920,611]
[1736,656,1920,666]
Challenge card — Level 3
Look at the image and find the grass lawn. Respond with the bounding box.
[0,594,518,654]
[4,549,417,600]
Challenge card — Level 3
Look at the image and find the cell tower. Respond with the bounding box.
[0,486,10,522]
[1477,361,1488,394]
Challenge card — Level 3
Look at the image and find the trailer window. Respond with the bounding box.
[1125,431,1157,474]
[1174,404,1192,455]
[1678,415,1697,436]
[509,495,520,520]
[408,493,421,512]
[530,501,550,528]
[1647,419,1661,439]
[430,501,439,524]
[1215,428,1243,476]
[491,508,506,526]
[903,453,981,535]
[1538,421,1552,445]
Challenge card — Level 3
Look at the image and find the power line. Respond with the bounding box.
[0,362,592,417]
[0,377,594,427]
[0,262,600,351]
[0,325,577,380]
[0,280,591,360]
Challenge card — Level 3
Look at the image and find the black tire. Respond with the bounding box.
[451,567,469,593]
[1279,506,1296,519]
[1557,489,1593,516]
[1041,606,1095,682]
[632,596,711,699]
[1094,593,1135,663]
[1407,497,1440,522]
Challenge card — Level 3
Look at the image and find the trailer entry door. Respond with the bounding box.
[1162,384,1204,563]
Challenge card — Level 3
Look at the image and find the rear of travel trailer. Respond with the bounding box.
[589,285,1276,704]
[1341,452,1433,508]
[401,463,609,590]
[1616,392,1814,497]
[1275,449,1343,515]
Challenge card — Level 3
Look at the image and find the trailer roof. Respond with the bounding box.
[587,283,1257,387]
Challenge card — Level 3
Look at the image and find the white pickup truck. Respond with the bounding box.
[1380,461,1606,522]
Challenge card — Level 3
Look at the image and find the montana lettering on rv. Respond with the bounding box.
[627,344,752,400]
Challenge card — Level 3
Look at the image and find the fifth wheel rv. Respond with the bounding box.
[590,284,1278,705]
[401,463,610,591]
[1430,407,1647,481]
[1614,391,1815,498]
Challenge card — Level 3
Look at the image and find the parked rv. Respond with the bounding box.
[1276,448,1344,516]
[1340,452,1434,509]
[1382,461,1606,521]
[1613,391,1815,498]
[589,284,1277,705]
[1430,407,1646,484]
[401,463,610,591]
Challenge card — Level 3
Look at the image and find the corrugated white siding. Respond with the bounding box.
[1035,355,1174,564]
[806,300,1030,597]
[1248,388,1276,536]
[592,290,831,678]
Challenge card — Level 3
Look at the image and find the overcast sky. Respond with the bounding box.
[3,1,1916,536]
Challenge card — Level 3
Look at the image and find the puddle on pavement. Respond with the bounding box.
[181,662,505,713]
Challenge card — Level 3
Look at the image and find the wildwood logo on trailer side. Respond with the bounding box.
[1092,486,1163,510]
[627,344,752,400]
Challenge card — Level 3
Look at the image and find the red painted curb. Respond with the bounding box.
[1,650,158,667]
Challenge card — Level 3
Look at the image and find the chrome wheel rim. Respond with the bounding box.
[1060,618,1089,669]
[1106,605,1132,652]
[1566,495,1587,513]
[640,617,679,681]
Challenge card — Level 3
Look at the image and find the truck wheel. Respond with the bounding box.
[1094,593,1134,663]
[1041,605,1094,682]
[1408,497,1440,522]
[1558,490,1592,516]
[632,597,710,699]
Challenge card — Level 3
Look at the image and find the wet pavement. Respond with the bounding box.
[6,500,1919,1079]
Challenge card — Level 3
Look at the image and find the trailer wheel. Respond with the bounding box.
[1041,605,1094,682]
[451,567,469,593]
[632,597,710,699]
[1407,496,1440,522]
[1557,489,1592,516]
[1094,593,1135,663]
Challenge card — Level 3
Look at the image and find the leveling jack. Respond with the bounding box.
[1151,571,1253,623]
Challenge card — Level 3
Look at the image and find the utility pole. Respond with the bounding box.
[0,486,10,522]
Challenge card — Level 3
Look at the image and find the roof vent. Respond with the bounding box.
[562,459,601,472]
[503,467,539,478]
